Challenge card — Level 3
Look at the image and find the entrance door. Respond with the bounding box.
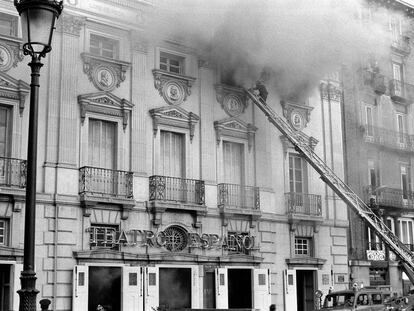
[159,267,192,311]
[284,269,297,311]
[123,266,143,311]
[228,268,252,309]
[253,269,271,311]
[89,266,122,311]
[296,270,315,311]
[203,271,215,308]
[215,268,228,309]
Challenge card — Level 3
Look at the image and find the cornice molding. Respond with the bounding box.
[78,91,134,130]
[149,105,200,142]
[214,117,257,150]
[0,71,29,116]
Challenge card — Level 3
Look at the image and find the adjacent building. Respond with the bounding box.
[343,0,414,295]
[0,0,349,311]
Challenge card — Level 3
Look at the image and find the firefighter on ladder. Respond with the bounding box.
[252,79,268,103]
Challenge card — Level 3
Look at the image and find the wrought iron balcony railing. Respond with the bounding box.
[362,124,414,152]
[389,79,414,103]
[149,175,205,205]
[391,35,411,55]
[0,156,26,188]
[79,166,133,199]
[368,242,384,251]
[365,185,414,209]
[218,183,260,209]
[285,192,322,216]
[362,70,386,94]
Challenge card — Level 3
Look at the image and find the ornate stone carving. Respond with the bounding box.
[320,81,343,102]
[81,53,131,92]
[281,100,314,131]
[0,37,24,72]
[0,71,29,116]
[215,84,248,117]
[149,106,200,142]
[280,133,318,153]
[56,13,85,36]
[78,92,134,130]
[152,69,196,105]
[214,118,257,150]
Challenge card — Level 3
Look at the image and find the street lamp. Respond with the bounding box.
[13,1,63,310]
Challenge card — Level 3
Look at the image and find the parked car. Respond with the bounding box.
[317,288,394,310]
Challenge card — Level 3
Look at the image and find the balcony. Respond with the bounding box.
[148,175,206,227]
[365,185,414,211]
[79,166,134,217]
[389,79,414,104]
[218,183,261,224]
[391,35,411,55]
[285,192,323,224]
[362,124,414,153]
[362,70,386,94]
[0,157,26,189]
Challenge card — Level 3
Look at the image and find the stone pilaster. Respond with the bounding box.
[130,36,148,174]
[56,14,84,166]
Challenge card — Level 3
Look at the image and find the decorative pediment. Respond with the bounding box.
[214,117,257,150]
[0,71,29,116]
[78,92,134,130]
[215,84,248,117]
[280,133,318,152]
[152,69,196,105]
[281,100,314,131]
[0,37,24,72]
[81,52,131,92]
[149,106,200,142]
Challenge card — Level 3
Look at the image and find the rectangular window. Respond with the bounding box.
[397,113,406,144]
[399,219,414,249]
[392,62,403,97]
[0,219,8,245]
[400,164,411,200]
[90,34,119,59]
[160,131,184,178]
[88,119,116,169]
[389,16,402,41]
[160,52,184,74]
[289,154,307,193]
[368,159,377,188]
[295,237,311,256]
[89,225,119,250]
[223,141,244,185]
[0,13,18,37]
[0,106,11,158]
[365,106,374,136]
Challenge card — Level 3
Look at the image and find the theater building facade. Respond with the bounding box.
[0,0,349,310]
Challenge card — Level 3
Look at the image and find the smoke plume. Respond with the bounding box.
[147,0,403,100]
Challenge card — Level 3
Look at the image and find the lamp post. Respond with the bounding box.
[13,1,63,310]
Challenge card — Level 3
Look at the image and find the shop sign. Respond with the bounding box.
[87,227,256,252]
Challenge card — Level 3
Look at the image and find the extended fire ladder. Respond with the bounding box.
[245,89,414,282]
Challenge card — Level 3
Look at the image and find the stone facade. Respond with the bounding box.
[0,0,349,311]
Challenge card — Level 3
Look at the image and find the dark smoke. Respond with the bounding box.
[147,0,403,100]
